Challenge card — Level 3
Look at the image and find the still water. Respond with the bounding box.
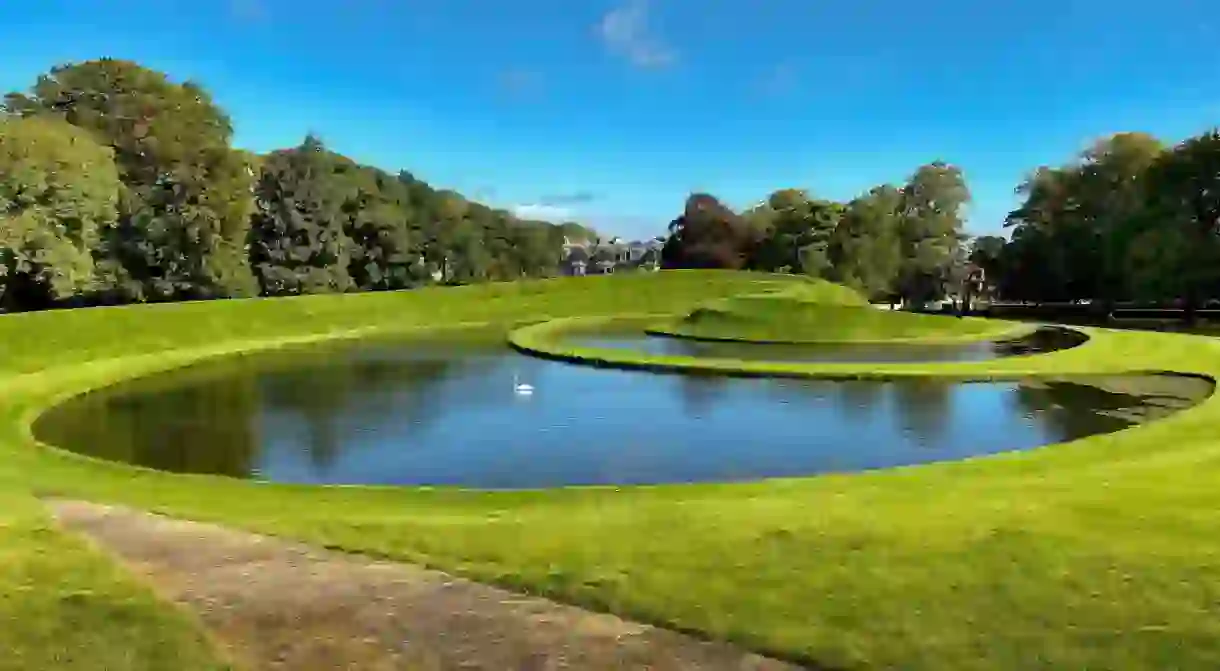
[34,331,1209,489]
[567,326,1086,363]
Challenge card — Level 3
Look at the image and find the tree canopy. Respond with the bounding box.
[4,58,259,301]
[663,163,970,306]
[0,115,121,309]
[993,129,1220,318]
[0,58,582,311]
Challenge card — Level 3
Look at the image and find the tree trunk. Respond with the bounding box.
[1184,293,1200,326]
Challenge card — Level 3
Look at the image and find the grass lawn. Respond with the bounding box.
[3,270,1220,670]
[649,289,1028,344]
[0,492,231,671]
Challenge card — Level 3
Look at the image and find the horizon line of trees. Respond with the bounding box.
[6,58,1220,322]
[0,58,601,312]
[661,162,972,307]
[976,130,1220,322]
[661,130,1220,321]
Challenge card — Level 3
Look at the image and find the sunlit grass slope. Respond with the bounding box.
[0,271,802,671]
[3,270,1220,670]
[649,280,1023,344]
[0,492,230,671]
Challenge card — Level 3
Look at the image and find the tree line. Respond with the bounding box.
[978,131,1220,321]
[662,129,1220,320]
[661,162,971,306]
[0,58,596,311]
[6,58,1220,319]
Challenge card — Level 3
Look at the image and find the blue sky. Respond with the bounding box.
[2,0,1218,239]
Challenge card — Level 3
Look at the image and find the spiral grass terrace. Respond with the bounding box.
[3,270,1220,670]
[645,284,1033,345]
[508,315,1085,380]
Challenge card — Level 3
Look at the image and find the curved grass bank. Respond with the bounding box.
[510,316,1089,380]
[723,278,871,307]
[5,270,1220,670]
[651,301,1031,346]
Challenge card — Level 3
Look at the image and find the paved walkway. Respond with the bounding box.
[49,500,804,671]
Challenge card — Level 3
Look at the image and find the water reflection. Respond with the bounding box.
[1009,375,1211,439]
[568,326,1086,364]
[891,380,953,445]
[34,333,1208,489]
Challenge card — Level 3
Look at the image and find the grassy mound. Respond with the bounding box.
[652,292,1024,345]
[509,315,1074,379]
[734,277,871,306]
[3,269,1220,670]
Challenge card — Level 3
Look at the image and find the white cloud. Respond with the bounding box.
[512,203,574,221]
[597,0,675,68]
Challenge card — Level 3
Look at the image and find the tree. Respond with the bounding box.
[506,219,562,278]
[1145,129,1220,322]
[393,171,566,285]
[248,135,355,296]
[1073,133,1165,308]
[1003,166,1082,302]
[829,185,903,298]
[967,235,1005,280]
[558,221,599,244]
[897,162,970,305]
[0,116,121,310]
[342,162,428,290]
[4,58,258,301]
[1000,133,1166,309]
[662,193,756,269]
[747,189,844,276]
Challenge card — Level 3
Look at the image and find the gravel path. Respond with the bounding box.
[48,499,805,671]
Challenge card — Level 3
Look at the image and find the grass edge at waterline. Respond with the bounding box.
[506,315,1105,380]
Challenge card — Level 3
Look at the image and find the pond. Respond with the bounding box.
[33,330,1210,489]
[564,325,1086,363]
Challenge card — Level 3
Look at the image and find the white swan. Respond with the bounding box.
[513,372,535,395]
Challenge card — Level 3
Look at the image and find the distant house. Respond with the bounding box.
[627,241,648,263]
[590,247,618,274]
[559,235,663,276]
[638,246,661,270]
[627,239,663,270]
[561,239,590,276]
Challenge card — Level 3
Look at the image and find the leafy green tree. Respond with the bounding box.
[4,58,258,301]
[748,189,844,276]
[341,162,428,290]
[1073,133,1165,307]
[998,133,1167,308]
[248,135,355,295]
[447,219,493,282]
[829,185,904,297]
[0,116,121,310]
[558,221,599,243]
[1121,219,1194,303]
[898,162,970,304]
[1145,128,1220,321]
[390,172,564,284]
[967,235,1005,280]
[1002,166,1083,301]
[510,219,563,277]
